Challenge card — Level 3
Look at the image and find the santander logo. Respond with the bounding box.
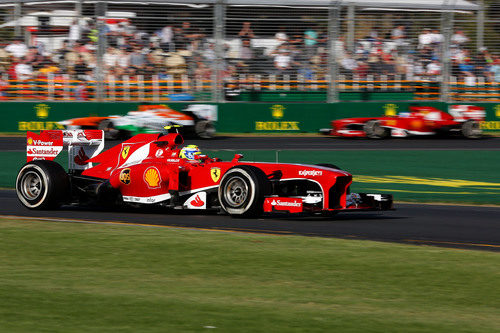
[190,195,205,207]
[271,199,301,207]
[74,147,90,165]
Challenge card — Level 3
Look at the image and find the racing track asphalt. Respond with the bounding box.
[1,190,499,251]
[1,135,500,151]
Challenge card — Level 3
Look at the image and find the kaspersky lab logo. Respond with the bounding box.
[35,104,50,119]
[383,103,398,116]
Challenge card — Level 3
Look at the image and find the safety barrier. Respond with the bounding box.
[1,74,498,102]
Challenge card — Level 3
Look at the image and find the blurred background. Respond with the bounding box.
[0,0,498,103]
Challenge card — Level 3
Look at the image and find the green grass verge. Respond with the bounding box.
[2,150,499,205]
[0,218,499,333]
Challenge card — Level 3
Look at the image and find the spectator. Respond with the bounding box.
[273,50,294,76]
[458,58,475,78]
[430,29,444,46]
[426,60,441,76]
[275,26,288,47]
[116,46,131,74]
[418,29,433,49]
[103,46,118,72]
[5,37,28,59]
[340,52,357,77]
[303,27,318,57]
[129,46,146,70]
[68,19,81,46]
[391,25,406,46]
[25,47,44,71]
[15,57,33,80]
[238,22,255,43]
[160,23,174,52]
[451,30,469,46]
[240,39,253,60]
[489,57,500,82]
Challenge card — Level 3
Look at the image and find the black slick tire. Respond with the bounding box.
[218,165,271,217]
[194,120,216,139]
[98,119,120,140]
[461,120,482,139]
[364,120,389,139]
[16,160,70,209]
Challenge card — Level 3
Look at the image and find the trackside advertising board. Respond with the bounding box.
[0,102,499,134]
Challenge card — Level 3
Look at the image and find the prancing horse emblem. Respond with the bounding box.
[121,145,131,159]
[211,167,221,182]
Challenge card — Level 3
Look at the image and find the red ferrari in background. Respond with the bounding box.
[320,105,485,139]
[16,130,392,218]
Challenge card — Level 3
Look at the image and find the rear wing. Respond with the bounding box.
[27,130,104,170]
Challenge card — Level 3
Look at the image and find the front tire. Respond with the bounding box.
[16,160,69,209]
[364,120,389,139]
[218,165,271,217]
[461,120,482,139]
[98,119,120,140]
[194,120,216,139]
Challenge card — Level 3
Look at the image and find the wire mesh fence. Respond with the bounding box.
[0,0,498,102]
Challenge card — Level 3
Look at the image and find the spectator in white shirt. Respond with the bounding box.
[103,46,118,71]
[418,29,433,49]
[430,29,444,45]
[5,37,28,59]
[15,57,33,80]
[451,30,469,46]
[426,60,441,76]
[68,19,81,45]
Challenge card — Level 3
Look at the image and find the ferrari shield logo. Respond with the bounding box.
[121,145,131,160]
[210,167,221,182]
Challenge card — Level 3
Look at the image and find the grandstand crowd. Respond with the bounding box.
[1,18,499,99]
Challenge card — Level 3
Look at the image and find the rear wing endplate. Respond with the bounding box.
[26,130,104,170]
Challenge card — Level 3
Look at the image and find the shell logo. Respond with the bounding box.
[144,167,161,189]
[27,137,33,145]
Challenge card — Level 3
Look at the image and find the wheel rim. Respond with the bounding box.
[224,176,248,207]
[471,122,481,136]
[21,171,42,200]
[373,123,385,136]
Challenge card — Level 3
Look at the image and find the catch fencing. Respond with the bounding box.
[0,0,498,102]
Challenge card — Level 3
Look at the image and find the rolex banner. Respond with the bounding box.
[0,102,499,134]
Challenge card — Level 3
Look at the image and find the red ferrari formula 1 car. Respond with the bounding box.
[16,130,393,217]
[320,105,485,139]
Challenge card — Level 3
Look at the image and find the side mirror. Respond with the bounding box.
[232,154,244,162]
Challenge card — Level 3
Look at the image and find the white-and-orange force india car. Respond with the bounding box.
[17,130,393,217]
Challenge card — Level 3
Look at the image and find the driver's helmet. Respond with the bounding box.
[179,145,201,160]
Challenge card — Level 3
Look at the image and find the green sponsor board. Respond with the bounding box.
[0,101,499,134]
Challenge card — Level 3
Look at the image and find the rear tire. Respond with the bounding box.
[16,160,69,209]
[364,120,389,139]
[194,120,216,139]
[461,120,482,139]
[218,165,271,217]
[98,119,120,140]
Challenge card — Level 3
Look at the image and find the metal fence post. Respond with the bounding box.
[14,0,21,38]
[439,1,454,103]
[477,0,485,51]
[213,0,225,103]
[327,1,341,103]
[95,1,107,102]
